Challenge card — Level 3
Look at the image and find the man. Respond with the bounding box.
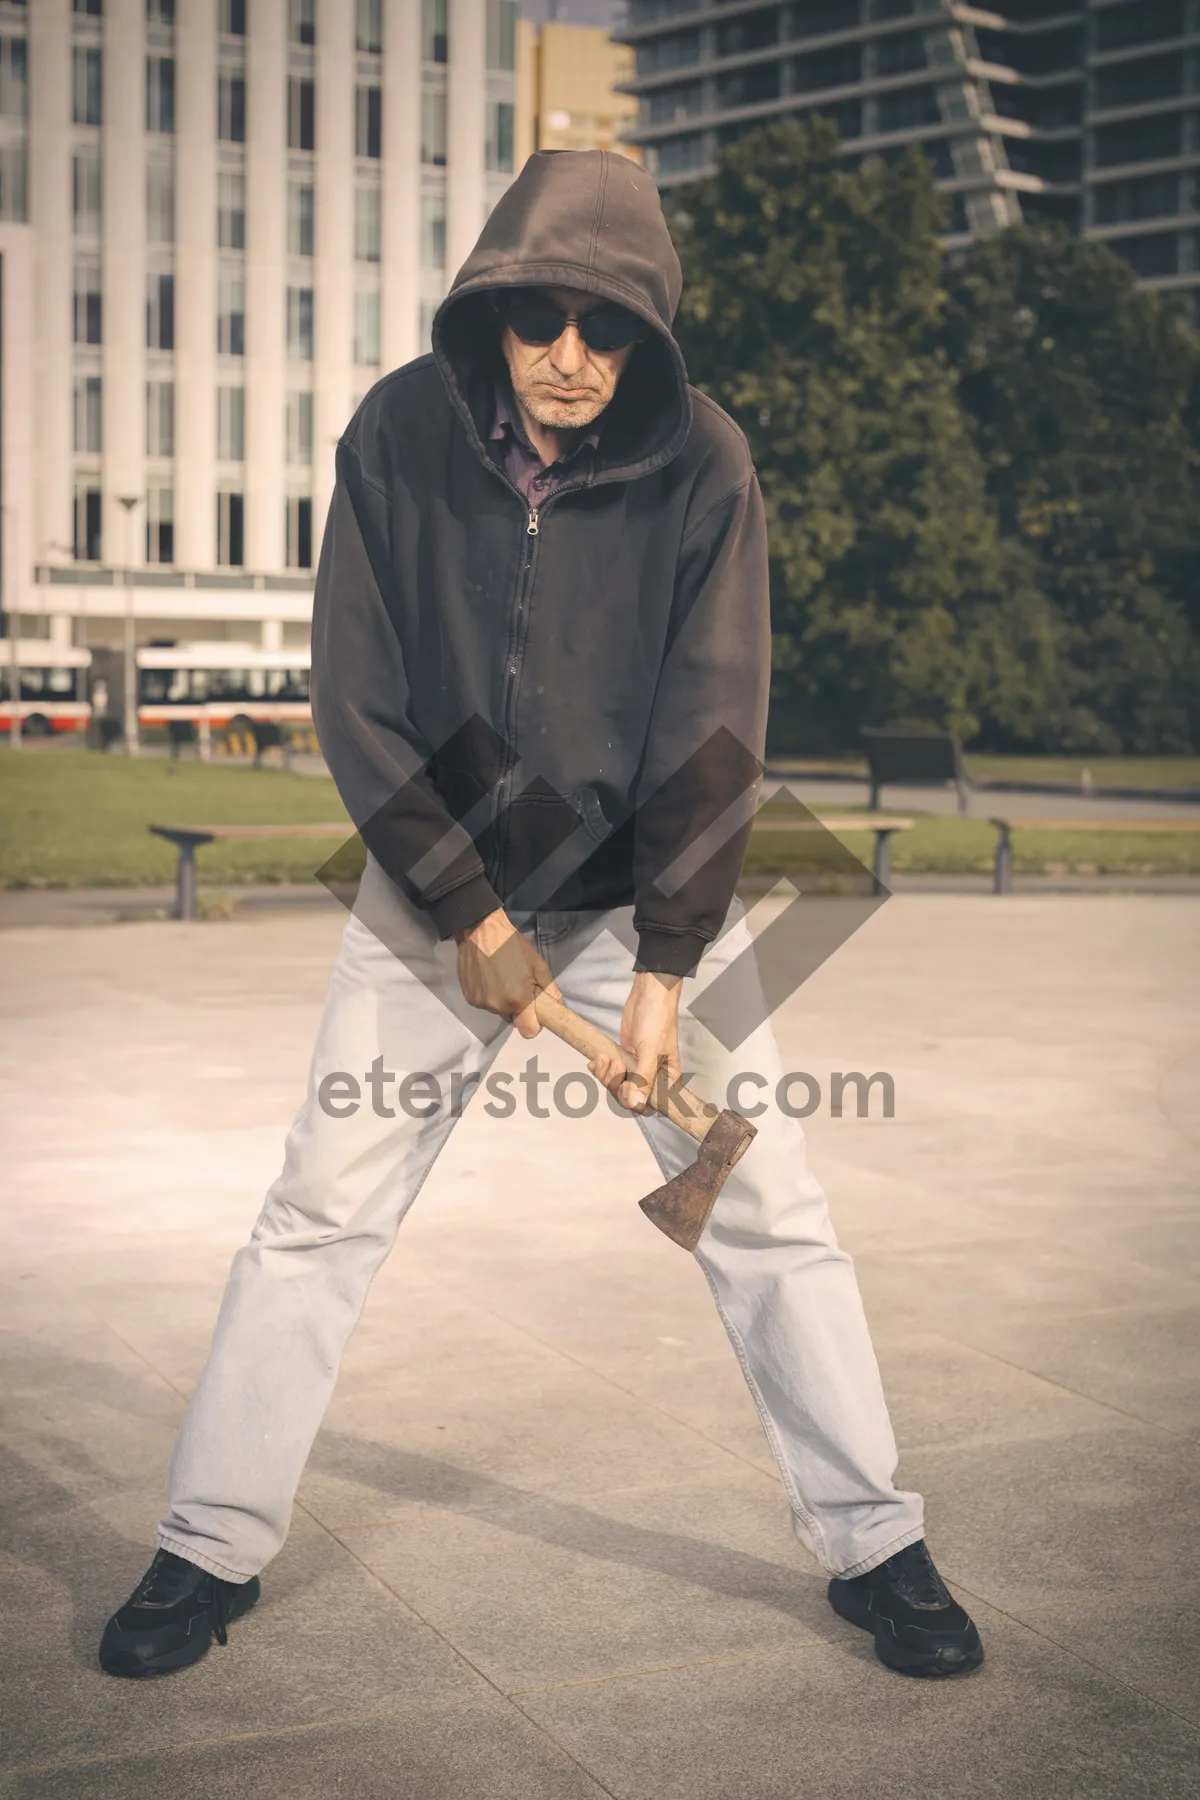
[100,151,982,1682]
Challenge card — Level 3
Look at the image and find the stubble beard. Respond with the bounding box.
[518,383,608,432]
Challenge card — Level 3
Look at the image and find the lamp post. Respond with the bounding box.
[2,504,20,751]
[116,494,141,757]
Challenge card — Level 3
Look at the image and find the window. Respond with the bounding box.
[285,495,313,569]
[288,178,314,254]
[289,0,315,46]
[146,55,175,132]
[0,35,27,119]
[74,257,102,343]
[73,146,102,237]
[146,158,174,242]
[1096,0,1183,53]
[1096,53,1181,112]
[146,485,174,564]
[147,270,174,348]
[1110,230,1179,278]
[354,289,381,366]
[287,285,314,359]
[147,0,176,22]
[74,375,102,454]
[217,384,245,461]
[1094,173,1180,226]
[356,0,382,53]
[423,0,447,63]
[355,183,381,261]
[288,77,314,150]
[1095,112,1182,168]
[218,70,246,141]
[421,90,446,165]
[219,0,247,36]
[486,0,516,72]
[218,169,245,248]
[74,485,102,562]
[877,30,925,76]
[421,193,445,268]
[286,390,313,464]
[146,380,174,456]
[75,0,104,14]
[356,84,381,158]
[877,85,940,132]
[486,101,513,173]
[217,491,244,566]
[73,45,102,126]
[0,141,25,222]
[217,272,245,355]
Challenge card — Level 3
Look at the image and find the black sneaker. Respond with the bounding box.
[98,1549,260,1678]
[828,1539,983,1678]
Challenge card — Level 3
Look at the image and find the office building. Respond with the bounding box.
[0,0,517,666]
[514,16,640,164]
[618,0,1200,319]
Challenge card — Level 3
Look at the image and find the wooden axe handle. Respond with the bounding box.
[533,988,716,1146]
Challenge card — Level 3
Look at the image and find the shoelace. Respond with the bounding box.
[886,1541,951,1608]
[133,1552,231,1645]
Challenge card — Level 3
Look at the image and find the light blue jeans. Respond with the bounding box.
[159,857,923,1582]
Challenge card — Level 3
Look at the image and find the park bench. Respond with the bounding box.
[989,816,1200,893]
[150,823,347,919]
[861,728,969,814]
[751,814,913,884]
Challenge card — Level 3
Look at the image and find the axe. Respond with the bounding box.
[532,989,757,1252]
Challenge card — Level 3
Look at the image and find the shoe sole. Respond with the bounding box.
[828,1581,984,1680]
[99,1577,261,1678]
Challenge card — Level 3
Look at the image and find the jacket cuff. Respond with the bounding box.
[634,927,709,979]
[425,872,503,940]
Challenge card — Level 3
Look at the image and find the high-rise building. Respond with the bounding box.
[0,0,517,666]
[514,17,640,164]
[618,0,1200,320]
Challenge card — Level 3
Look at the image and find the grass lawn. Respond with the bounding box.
[766,753,1200,792]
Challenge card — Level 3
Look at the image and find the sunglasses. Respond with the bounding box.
[496,292,648,353]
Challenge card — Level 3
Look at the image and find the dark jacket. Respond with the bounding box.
[310,149,770,977]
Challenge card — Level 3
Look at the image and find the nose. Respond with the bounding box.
[549,322,587,376]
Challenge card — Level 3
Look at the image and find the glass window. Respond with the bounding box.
[75,0,104,15]
[218,169,246,248]
[216,491,244,566]
[74,374,102,454]
[289,0,315,46]
[354,289,381,366]
[218,70,246,141]
[356,0,382,53]
[146,157,175,242]
[146,270,175,349]
[147,0,176,22]
[423,0,447,63]
[355,183,381,261]
[146,485,174,564]
[74,485,102,562]
[286,390,313,464]
[73,45,102,126]
[73,146,102,237]
[0,35,27,119]
[146,379,174,457]
[421,193,445,268]
[288,76,314,151]
[285,495,313,569]
[287,285,314,359]
[421,90,446,165]
[287,178,314,254]
[486,100,514,173]
[73,256,102,344]
[217,273,245,355]
[217,385,245,461]
[0,141,26,223]
[486,0,516,72]
[219,0,247,36]
[146,54,175,132]
[356,84,381,158]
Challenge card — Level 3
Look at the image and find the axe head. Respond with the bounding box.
[639,1109,757,1252]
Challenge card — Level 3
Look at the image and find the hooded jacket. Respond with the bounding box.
[310,150,769,977]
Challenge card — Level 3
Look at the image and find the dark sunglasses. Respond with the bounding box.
[495,292,648,353]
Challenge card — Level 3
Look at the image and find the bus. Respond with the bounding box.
[90,640,313,748]
[0,644,93,736]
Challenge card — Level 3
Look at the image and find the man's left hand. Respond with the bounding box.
[587,970,683,1112]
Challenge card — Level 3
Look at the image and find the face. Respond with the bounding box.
[500,285,640,432]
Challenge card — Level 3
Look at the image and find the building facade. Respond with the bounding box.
[619,0,1200,319]
[1,0,517,663]
[514,16,640,166]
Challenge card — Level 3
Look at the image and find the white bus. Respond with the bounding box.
[0,644,93,736]
[134,641,312,731]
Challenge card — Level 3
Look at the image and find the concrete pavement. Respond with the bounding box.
[1,895,1198,1797]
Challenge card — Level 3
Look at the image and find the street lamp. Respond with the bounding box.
[116,494,141,757]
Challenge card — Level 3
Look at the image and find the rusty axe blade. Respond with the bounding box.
[639,1108,757,1252]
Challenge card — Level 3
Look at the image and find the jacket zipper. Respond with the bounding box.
[493,503,542,886]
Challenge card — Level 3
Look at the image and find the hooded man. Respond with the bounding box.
[100,152,982,1682]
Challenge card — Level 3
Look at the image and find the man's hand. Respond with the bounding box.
[587,970,683,1112]
[454,908,562,1039]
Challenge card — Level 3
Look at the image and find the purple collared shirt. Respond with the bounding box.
[489,382,602,510]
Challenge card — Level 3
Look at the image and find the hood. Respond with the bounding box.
[431,150,692,484]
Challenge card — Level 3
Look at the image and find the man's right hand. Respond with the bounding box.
[454,908,562,1038]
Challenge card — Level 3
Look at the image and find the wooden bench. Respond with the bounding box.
[751,814,913,885]
[989,816,1200,893]
[150,823,348,919]
[861,728,969,814]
